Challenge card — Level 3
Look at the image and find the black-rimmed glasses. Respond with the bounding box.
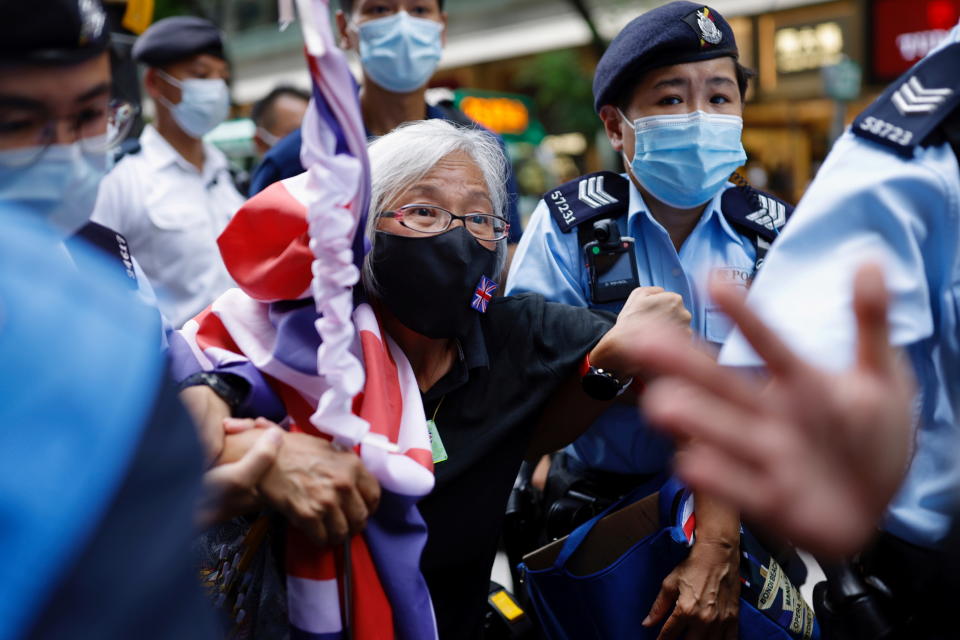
[379,204,510,242]
[0,99,138,168]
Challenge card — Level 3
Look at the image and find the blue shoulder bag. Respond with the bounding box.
[520,478,820,640]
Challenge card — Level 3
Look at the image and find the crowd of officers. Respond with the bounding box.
[4,0,960,638]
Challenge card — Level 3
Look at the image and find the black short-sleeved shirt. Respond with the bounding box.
[417,292,614,639]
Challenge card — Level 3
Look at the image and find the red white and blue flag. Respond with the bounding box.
[470,275,497,313]
[172,1,439,638]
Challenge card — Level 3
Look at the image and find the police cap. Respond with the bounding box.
[593,1,738,112]
[132,16,226,67]
[0,0,109,66]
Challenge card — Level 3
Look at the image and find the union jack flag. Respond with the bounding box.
[471,275,497,313]
[169,1,439,638]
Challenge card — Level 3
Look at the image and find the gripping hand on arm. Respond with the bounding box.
[219,418,382,549]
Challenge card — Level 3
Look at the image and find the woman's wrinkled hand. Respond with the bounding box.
[643,537,740,640]
[225,418,382,548]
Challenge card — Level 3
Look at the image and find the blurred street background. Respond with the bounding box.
[106,0,955,225]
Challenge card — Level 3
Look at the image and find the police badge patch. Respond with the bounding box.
[683,7,722,47]
[78,0,106,44]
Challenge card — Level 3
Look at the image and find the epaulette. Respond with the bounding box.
[544,171,630,233]
[720,183,792,244]
[67,221,139,290]
[852,41,960,157]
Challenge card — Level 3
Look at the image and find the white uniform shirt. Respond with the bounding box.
[92,125,245,328]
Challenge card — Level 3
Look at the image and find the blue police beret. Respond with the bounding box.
[132,16,225,67]
[593,1,738,112]
[0,0,109,66]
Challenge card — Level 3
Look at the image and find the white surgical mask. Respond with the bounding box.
[620,109,746,209]
[157,70,230,138]
[356,11,443,93]
[0,138,110,237]
[255,126,280,149]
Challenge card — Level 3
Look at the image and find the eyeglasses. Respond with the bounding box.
[0,99,138,168]
[379,204,510,242]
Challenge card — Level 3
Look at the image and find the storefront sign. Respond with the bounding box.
[872,0,959,80]
[453,90,544,144]
[775,20,846,73]
[822,56,862,101]
[458,94,529,135]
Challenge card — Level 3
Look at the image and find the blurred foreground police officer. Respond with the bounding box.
[92,16,244,328]
[711,20,960,639]
[508,3,795,637]
[0,2,219,637]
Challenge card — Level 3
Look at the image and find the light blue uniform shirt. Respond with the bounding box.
[720,64,960,546]
[508,176,757,474]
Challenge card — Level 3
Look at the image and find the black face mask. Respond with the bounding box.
[370,226,499,338]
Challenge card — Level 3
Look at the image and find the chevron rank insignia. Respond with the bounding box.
[852,41,960,157]
[720,187,793,244]
[745,194,787,232]
[544,171,630,233]
[892,77,952,115]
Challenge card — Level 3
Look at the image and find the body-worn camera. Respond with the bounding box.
[584,219,640,304]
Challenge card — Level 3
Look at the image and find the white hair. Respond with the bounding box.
[362,119,509,296]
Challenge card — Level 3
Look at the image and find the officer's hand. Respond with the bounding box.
[644,537,740,640]
[239,420,381,548]
[630,264,916,557]
[196,426,283,528]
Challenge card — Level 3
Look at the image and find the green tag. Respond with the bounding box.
[426,419,448,464]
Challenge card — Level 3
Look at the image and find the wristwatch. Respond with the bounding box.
[579,354,633,401]
[179,371,250,414]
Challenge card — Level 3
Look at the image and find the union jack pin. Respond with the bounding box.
[471,275,498,313]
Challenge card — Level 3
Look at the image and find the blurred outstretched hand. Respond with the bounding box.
[631,264,915,558]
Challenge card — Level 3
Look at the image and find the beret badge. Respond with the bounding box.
[78,0,106,45]
[685,7,723,47]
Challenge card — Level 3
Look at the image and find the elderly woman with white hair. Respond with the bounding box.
[186,119,690,639]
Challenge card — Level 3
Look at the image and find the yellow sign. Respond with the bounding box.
[775,21,844,73]
[459,96,530,136]
[122,0,155,35]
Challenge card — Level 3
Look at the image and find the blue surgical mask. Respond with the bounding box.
[0,139,110,237]
[157,70,230,138]
[620,110,746,209]
[357,11,443,93]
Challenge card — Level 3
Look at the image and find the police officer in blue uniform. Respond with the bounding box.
[507,3,793,636]
[714,21,960,638]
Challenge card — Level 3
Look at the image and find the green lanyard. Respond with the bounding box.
[426,395,448,464]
